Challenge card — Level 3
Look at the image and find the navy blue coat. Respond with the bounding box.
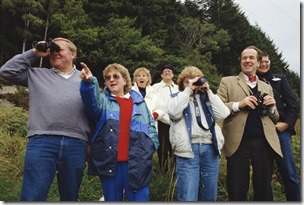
[80,77,159,191]
[259,72,299,135]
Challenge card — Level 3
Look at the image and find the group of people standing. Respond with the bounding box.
[0,38,300,202]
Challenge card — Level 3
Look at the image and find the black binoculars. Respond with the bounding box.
[193,76,207,86]
[32,38,60,53]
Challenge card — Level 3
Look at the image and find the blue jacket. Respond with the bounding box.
[80,77,159,191]
[259,72,299,135]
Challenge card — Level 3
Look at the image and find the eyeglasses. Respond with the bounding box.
[163,70,172,74]
[104,73,121,81]
[261,60,271,64]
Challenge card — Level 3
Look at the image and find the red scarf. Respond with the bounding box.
[248,75,256,83]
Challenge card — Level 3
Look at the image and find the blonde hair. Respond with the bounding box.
[177,66,204,91]
[53,37,77,61]
[133,67,152,86]
[103,63,132,94]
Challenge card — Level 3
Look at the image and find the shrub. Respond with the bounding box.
[0,134,26,201]
[0,104,28,138]
[149,154,177,201]
[0,103,301,201]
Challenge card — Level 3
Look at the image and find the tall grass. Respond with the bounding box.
[0,103,301,201]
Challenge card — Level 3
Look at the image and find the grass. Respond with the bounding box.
[0,103,301,201]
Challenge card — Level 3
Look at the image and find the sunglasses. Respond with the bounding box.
[104,73,121,81]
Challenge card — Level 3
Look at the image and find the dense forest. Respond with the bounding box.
[0,0,300,101]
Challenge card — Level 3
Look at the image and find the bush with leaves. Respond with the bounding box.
[0,102,300,201]
[0,103,28,137]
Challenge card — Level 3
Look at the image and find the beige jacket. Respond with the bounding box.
[217,72,282,157]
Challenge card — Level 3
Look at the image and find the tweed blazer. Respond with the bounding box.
[217,72,282,157]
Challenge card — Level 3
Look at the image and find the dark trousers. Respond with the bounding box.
[157,121,175,173]
[226,137,274,201]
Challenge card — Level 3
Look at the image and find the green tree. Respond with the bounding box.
[45,0,101,66]
[96,17,163,76]
[1,0,46,52]
[200,0,253,75]
[170,16,230,89]
[0,0,39,64]
[250,25,300,99]
[0,0,300,96]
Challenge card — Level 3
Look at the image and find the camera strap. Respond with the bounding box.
[193,94,215,131]
[193,93,218,154]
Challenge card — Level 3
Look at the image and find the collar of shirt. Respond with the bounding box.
[160,80,175,88]
[242,73,257,88]
[111,92,131,99]
[52,65,76,78]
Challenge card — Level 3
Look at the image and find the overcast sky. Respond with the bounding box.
[233,0,300,75]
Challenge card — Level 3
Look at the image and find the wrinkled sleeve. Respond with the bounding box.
[280,75,299,129]
[167,87,192,120]
[0,50,38,86]
[152,91,171,124]
[217,78,236,114]
[207,90,230,122]
[148,110,159,150]
[80,77,103,123]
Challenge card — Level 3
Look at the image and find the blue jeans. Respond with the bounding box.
[275,131,301,201]
[100,162,149,201]
[176,144,220,201]
[20,135,87,201]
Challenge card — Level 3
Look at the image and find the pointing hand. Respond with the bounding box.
[80,62,93,82]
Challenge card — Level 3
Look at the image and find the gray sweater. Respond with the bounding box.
[0,50,91,141]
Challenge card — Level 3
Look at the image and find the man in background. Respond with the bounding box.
[152,64,179,173]
[257,52,300,201]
